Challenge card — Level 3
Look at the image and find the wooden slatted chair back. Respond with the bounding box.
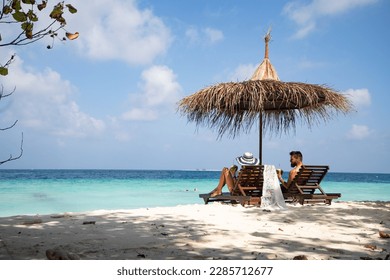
[294,165,329,185]
[233,165,264,196]
[289,165,329,194]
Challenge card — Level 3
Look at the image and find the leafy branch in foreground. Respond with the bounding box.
[0,53,15,75]
[0,0,79,75]
[0,1,79,165]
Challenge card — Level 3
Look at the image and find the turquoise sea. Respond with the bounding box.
[0,169,389,217]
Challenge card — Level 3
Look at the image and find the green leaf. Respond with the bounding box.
[11,0,21,11]
[56,16,66,25]
[26,30,33,39]
[0,67,9,76]
[22,0,36,4]
[21,21,33,39]
[27,10,38,21]
[12,11,27,22]
[22,22,33,31]
[66,4,77,14]
[37,1,47,11]
[49,5,63,19]
[2,5,12,14]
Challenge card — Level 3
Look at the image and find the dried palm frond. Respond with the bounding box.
[178,79,353,138]
[178,29,354,142]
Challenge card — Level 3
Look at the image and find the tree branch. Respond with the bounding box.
[0,119,18,131]
[0,84,16,99]
[1,84,22,164]
[0,132,23,165]
[1,21,60,47]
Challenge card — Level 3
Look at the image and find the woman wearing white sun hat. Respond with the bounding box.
[209,152,259,197]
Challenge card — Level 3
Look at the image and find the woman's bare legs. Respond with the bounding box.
[210,167,235,197]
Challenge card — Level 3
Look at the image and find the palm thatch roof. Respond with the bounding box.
[178,31,353,138]
[251,31,279,81]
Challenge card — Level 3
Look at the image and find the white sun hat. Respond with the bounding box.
[236,152,260,166]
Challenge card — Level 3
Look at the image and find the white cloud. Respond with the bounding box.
[67,0,172,65]
[185,27,224,45]
[106,116,134,142]
[229,64,257,81]
[1,55,105,138]
[344,88,371,107]
[293,22,316,39]
[122,108,157,121]
[204,28,224,44]
[122,65,182,121]
[283,0,378,38]
[141,66,182,106]
[347,124,372,140]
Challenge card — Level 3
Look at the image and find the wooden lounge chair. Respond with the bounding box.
[283,165,341,205]
[199,165,264,206]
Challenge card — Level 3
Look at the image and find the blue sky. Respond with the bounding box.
[0,0,389,173]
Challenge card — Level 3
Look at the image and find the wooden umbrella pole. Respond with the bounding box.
[264,31,270,59]
[259,113,263,165]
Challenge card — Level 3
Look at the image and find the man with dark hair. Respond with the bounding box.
[277,151,303,190]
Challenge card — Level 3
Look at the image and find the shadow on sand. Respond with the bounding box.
[0,202,389,260]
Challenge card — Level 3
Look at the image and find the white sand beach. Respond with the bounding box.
[0,201,389,260]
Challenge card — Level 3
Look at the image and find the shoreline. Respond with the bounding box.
[1,201,389,260]
[1,199,390,219]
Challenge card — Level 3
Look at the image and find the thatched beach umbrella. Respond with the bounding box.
[178,31,353,164]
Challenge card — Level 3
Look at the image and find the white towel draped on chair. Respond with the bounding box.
[261,165,288,210]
